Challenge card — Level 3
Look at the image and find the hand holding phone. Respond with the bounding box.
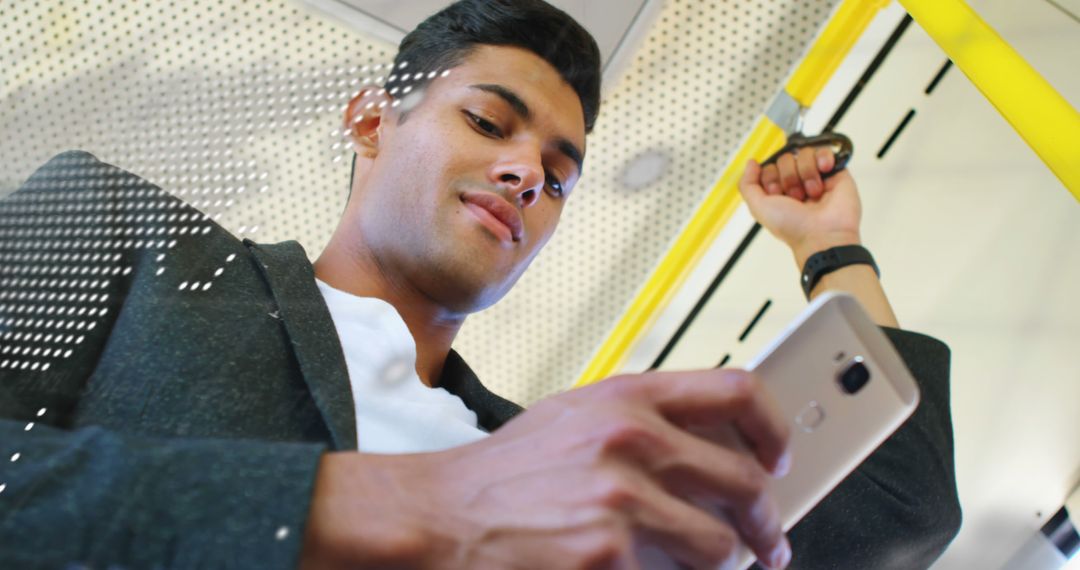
[639,291,920,569]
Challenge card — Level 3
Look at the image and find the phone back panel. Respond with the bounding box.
[746,292,920,530]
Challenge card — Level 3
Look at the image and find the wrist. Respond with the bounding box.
[792,232,862,268]
[301,452,436,570]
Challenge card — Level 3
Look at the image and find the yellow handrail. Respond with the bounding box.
[897,0,1080,202]
[573,0,891,387]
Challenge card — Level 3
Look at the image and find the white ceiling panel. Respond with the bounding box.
[298,0,657,90]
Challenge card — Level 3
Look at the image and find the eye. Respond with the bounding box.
[465,111,502,138]
[546,171,566,198]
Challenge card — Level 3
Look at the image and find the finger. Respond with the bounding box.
[796,147,823,199]
[731,496,791,570]
[776,154,803,201]
[822,161,855,195]
[607,370,791,477]
[562,523,640,570]
[815,146,835,175]
[739,159,767,208]
[761,163,783,196]
[640,423,788,566]
[493,466,643,569]
[615,468,742,569]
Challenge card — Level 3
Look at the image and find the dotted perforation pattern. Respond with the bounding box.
[0,153,234,376]
[1,0,839,408]
[0,149,296,546]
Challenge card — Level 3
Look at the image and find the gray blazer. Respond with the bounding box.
[0,151,960,569]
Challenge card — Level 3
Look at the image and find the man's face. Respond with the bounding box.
[348,44,586,314]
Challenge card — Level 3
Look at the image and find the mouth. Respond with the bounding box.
[460,191,524,243]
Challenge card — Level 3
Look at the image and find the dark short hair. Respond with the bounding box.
[386,0,602,133]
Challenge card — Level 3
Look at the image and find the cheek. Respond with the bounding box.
[525,201,562,247]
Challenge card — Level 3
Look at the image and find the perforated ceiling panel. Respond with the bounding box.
[1,0,839,405]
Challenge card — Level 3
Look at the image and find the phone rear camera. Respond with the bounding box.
[838,358,871,394]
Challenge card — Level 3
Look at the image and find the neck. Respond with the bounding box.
[313,231,465,388]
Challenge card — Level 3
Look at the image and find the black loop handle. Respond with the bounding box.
[761,131,854,180]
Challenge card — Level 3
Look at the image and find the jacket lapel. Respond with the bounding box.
[242,239,527,448]
[243,239,358,451]
[439,349,524,432]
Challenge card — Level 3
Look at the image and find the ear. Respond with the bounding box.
[343,86,394,159]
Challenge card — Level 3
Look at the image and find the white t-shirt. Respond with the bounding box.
[315,278,490,453]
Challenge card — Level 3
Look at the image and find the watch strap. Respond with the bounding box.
[801,245,880,299]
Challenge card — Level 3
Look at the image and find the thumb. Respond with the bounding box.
[739,159,767,211]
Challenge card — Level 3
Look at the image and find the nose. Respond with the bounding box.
[490,147,545,209]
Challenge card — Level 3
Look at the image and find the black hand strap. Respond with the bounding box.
[801,245,880,299]
[762,131,854,180]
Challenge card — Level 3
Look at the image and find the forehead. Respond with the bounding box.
[432,44,586,147]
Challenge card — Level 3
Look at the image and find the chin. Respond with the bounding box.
[467,288,509,313]
[419,267,504,314]
[455,278,511,314]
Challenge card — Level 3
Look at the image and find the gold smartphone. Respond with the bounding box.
[639,291,921,569]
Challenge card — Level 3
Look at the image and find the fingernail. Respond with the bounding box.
[728,371,751,390]
[805,180,820,195]
[767,183,781,194]
[818,156,829,170]
[770,540,791,569]
[773,452,792,478]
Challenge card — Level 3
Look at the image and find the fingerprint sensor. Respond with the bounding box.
[796,402,825,432]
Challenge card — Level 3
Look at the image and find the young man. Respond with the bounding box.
[0,1,960,568]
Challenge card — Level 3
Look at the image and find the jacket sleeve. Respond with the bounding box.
[0,420,327,570]
[0,151,328,570]
[756,327,963,570]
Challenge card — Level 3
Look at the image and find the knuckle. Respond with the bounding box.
[595,373,643,402]
[575,530,630,570]
[795,151,811,169]
[597,416,655,453]
[592,472,640,512]
[734,455,769,498]
[684,520,739,570]
[709,526,739,564]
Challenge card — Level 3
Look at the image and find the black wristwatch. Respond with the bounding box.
[800,245,880,300]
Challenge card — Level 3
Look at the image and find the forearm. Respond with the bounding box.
[792,236,899,328]
[0,420,325,569]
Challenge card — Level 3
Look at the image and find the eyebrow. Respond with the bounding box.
[468,83,585,178]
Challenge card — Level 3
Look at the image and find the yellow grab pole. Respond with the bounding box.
[573,119,786,387]
[897,0,1080,201]
[786,0,891,106]
[573,0,890,387]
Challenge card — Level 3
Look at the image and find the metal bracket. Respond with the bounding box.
[765,90,805,136]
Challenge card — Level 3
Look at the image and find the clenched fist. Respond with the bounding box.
[740,146,864,264]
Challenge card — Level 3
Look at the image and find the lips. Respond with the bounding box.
[461,191,524,243]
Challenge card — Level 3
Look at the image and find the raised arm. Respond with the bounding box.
[739,147,898,326]
[738,147,962,568]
